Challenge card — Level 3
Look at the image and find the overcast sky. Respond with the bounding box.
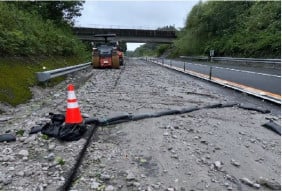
[75,0,199,51]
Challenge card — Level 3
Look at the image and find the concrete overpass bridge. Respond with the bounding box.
[73,27,177,43]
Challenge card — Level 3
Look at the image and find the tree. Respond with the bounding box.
[157,25,177,31]
[8,1,84,26]
[118,41,127,52]
[0,2,87,56]
[172,1,280,58]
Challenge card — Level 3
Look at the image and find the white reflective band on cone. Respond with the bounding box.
[67,102,79,109]
[68,91,76,100]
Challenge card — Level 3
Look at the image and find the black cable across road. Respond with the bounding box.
[84,102,271,126]
[58,124,98,191]
[57,102,279,190]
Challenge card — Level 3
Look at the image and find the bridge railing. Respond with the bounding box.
[73,27,177,38]
[75,24,172,30]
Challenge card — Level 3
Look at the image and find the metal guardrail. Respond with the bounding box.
[179,56,209,61]
[180,55,281,64]
[144,57,281,105]
[211,57,281,64]
[36,62,91,82]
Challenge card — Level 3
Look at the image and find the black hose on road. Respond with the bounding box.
[131,113,153,121]
[83,102,271,127]
[151,109,181,118]
[58,124,99,191]
[0,134,16,142]
[99,114,132,125]
[262,120,281,135]
[237,104,271,114]
[54,102,275,190]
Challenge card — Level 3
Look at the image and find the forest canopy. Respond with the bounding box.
[172,1,281,58]
[0,1,86,57]
[132,1,280,58]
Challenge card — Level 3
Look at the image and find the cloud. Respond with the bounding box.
[76,1,198,29]
[75,0,199,50]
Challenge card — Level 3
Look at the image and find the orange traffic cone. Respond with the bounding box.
[65,84,83,124]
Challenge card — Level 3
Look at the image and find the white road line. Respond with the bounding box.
[149,59,281,105]
[212,66,281,78]
[166,60,281,78]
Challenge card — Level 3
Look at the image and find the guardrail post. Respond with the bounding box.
[162,59,164,64]
[183,62,186,71]
[209,66,213,80]
[170,60,172,66]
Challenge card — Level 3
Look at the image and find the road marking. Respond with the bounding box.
[211,76,281,100]
[213,66,281,78]
[153,61,281,104]
[168,60,281,78]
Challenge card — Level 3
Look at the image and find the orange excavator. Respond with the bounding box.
[92,34,124,69]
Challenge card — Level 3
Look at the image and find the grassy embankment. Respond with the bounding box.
[0,2,90,106]
[0,56,90,106]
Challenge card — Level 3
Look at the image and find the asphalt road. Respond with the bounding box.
[0,58,280,191]
[162,59,281,95]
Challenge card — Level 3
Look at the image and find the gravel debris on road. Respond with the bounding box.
[0,58,280,191]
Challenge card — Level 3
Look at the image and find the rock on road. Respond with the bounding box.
[0,58,280,191]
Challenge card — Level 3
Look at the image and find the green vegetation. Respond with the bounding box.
[131,43,159,57]
[118,41,127,52]
[0,56,88,106]
[131,1,280,59]
[172,1,281,58]
[0,2,86,57]
[129,26,176,57]
[0,1,90,106]
[10,1,84,26]
[130,43,171,57]
[1,1,280,106]
[41,134,49,140]
[16,129,25,136]
[97,184,106,191]
[55,156,65,165]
